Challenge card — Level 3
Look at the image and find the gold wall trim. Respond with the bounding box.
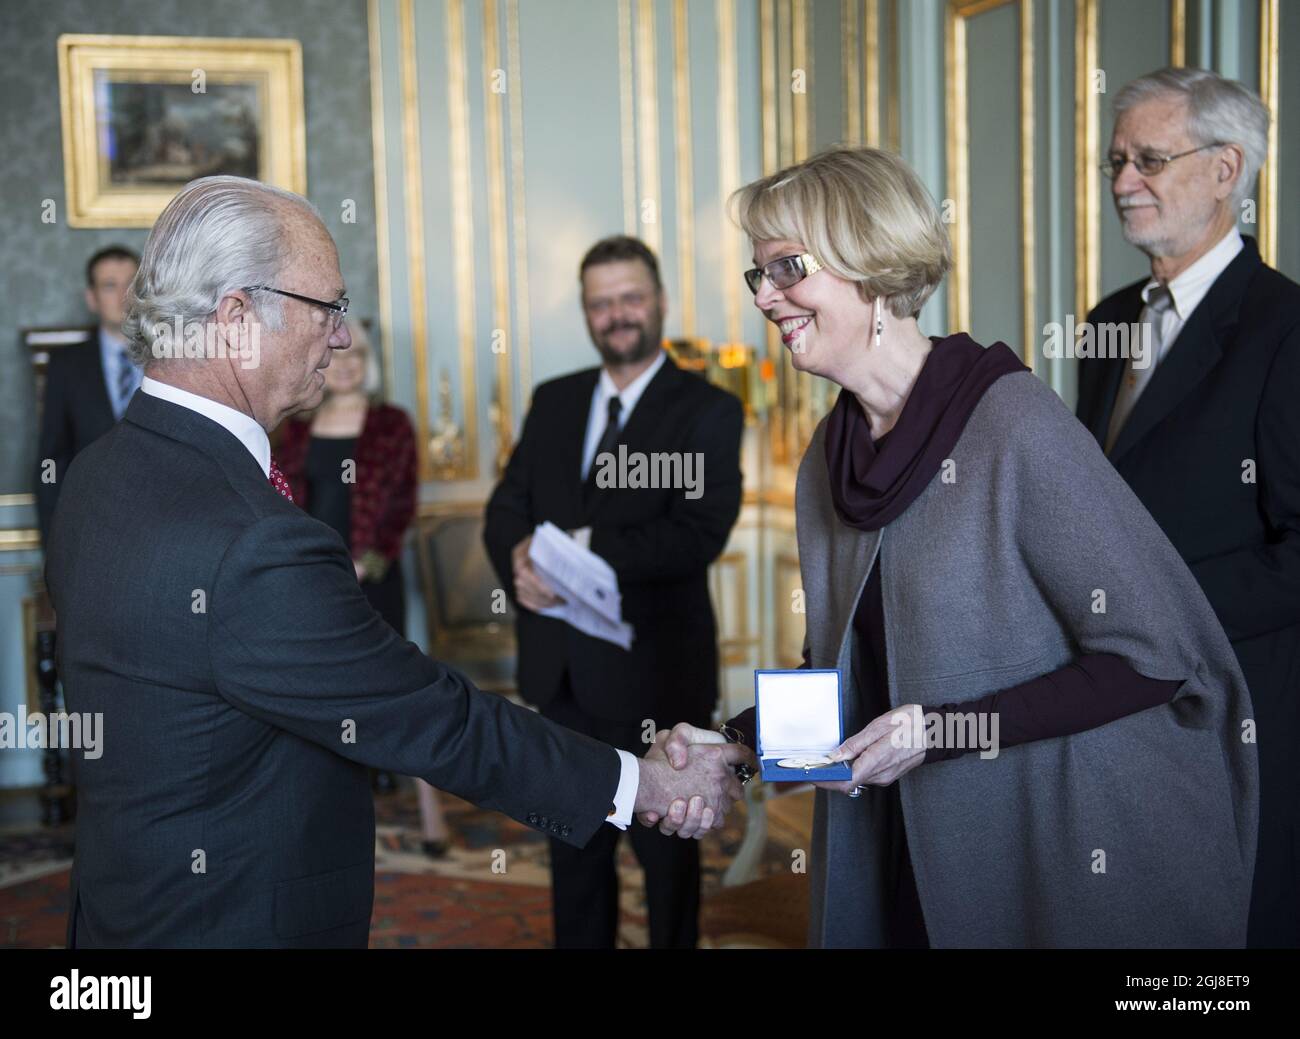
[506,0,532,404]
[1258,0,1279,268]
[635,0,662,254]
[445,0,480,479]
[619,0,638,236]
[399,0,433,480]
[672,0,696,336]
[0,494,35,507]
[1074,0,1100,319]
[760,0,777,176]
[865,0,880,146]
[946,0,1036,367]
[792,0,809,161]
[718,0,742,346]
[842,0,861,145]
[366,0,396,401]
[0,530,41,552]
[886,0,900,152]
[1170,0,1186,66]
[1019,0,1035,370]
[483,0,513,472]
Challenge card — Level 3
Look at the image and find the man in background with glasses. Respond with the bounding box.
[1075,67,1300,948]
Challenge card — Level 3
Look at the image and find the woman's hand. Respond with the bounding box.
[813,704,926,794]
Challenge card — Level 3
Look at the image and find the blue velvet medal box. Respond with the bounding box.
[755,669,853,781]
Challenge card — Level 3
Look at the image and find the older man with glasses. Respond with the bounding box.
[1076,67,1300,948]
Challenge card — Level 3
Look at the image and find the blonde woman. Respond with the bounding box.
[649,147,1257,948]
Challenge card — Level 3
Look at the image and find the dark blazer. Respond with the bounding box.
[35,334,115,541]
[1076,236,1300,946]
[275,403,417,564]
[483,356,743,728]
[45,390,621,948]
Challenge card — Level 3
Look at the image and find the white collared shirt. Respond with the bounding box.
[139,375,642,829]
[1139,227,1243,366]
[580,349,667,480]
[139,376,272,477]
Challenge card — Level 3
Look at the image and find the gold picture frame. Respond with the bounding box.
[57,34,306,228]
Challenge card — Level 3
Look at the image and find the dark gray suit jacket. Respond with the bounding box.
[45,390,620,948]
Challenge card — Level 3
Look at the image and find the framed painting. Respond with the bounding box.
[57,34,306,228]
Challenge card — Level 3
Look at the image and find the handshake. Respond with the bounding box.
[633,724,758,839]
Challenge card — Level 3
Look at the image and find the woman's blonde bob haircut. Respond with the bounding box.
[731,146,952,319]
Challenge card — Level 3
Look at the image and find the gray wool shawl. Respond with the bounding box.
[799,370,1258,948]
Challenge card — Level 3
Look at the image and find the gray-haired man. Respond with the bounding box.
[1076,68,1300,948]
[45,175,750,947]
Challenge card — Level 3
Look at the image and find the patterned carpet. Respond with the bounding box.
[0,785,815,949]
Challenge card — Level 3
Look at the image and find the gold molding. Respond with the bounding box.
[710,551,757,666]
[0,494,35,507]
[445,0,479,480]
[672,0,696,336]
[718,0,742,346]
[843,0,861,145]
[1074,0,1100,319]
[886,0,900,152]
[366,0,396,401]
[399,0,433,481]
[865,0,880,147]
[1258,0,1279,268]
[619,0,637,236]
[506,0,532,404]
[792,0,810,161]
[483,0,513,473]
[946,0,1035,366]
[760,0,777,177]
[1170,0,1186,66]
[0,530,41,552]
[635,0,662,254]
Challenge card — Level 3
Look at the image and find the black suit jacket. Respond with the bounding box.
[45,390,620,948]
[1076,236,1300,944]
[36,334,116,541]
[483,357,743,727]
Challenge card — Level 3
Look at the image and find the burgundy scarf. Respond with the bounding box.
[824,333,1027,531]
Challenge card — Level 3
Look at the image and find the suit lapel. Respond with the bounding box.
[1080,291,1142,445]
[1108,238,1260,465]
[565,370,600,521]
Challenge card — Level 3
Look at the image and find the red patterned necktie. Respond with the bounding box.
[268,460,295,504]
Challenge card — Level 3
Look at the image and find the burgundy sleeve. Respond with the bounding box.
[922,654,1181,764]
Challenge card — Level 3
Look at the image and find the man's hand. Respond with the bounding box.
[637,723,756,834]
[510,534,564,612]
[634,734,749,839]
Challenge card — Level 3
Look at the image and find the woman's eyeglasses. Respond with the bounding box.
[244,285,349,330]
[743,253,824,295]
[1100,142,1222,179]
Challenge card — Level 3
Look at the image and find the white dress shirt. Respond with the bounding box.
[140,375,641,828]
[580,349,667,479]
[1138,227,1243,366]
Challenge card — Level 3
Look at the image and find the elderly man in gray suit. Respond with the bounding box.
[44,175,751,948]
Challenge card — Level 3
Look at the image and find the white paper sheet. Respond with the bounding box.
[527,522,635,650]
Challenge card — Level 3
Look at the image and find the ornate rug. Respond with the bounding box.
[0,786,814,949]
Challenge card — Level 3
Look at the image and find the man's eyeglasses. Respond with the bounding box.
[1101,142,1222,179]
[743,253,824,295]
[244,285,349,330]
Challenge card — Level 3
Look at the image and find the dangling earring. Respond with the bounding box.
[874,300,884,349]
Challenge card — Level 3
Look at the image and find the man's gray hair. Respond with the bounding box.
[1114,66,1270,207]
[122,175,322,365]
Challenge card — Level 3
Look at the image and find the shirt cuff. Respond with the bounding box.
[570,526,593,550]
[605,748,639,829]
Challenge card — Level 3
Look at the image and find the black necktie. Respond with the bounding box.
[584,396,622,499]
